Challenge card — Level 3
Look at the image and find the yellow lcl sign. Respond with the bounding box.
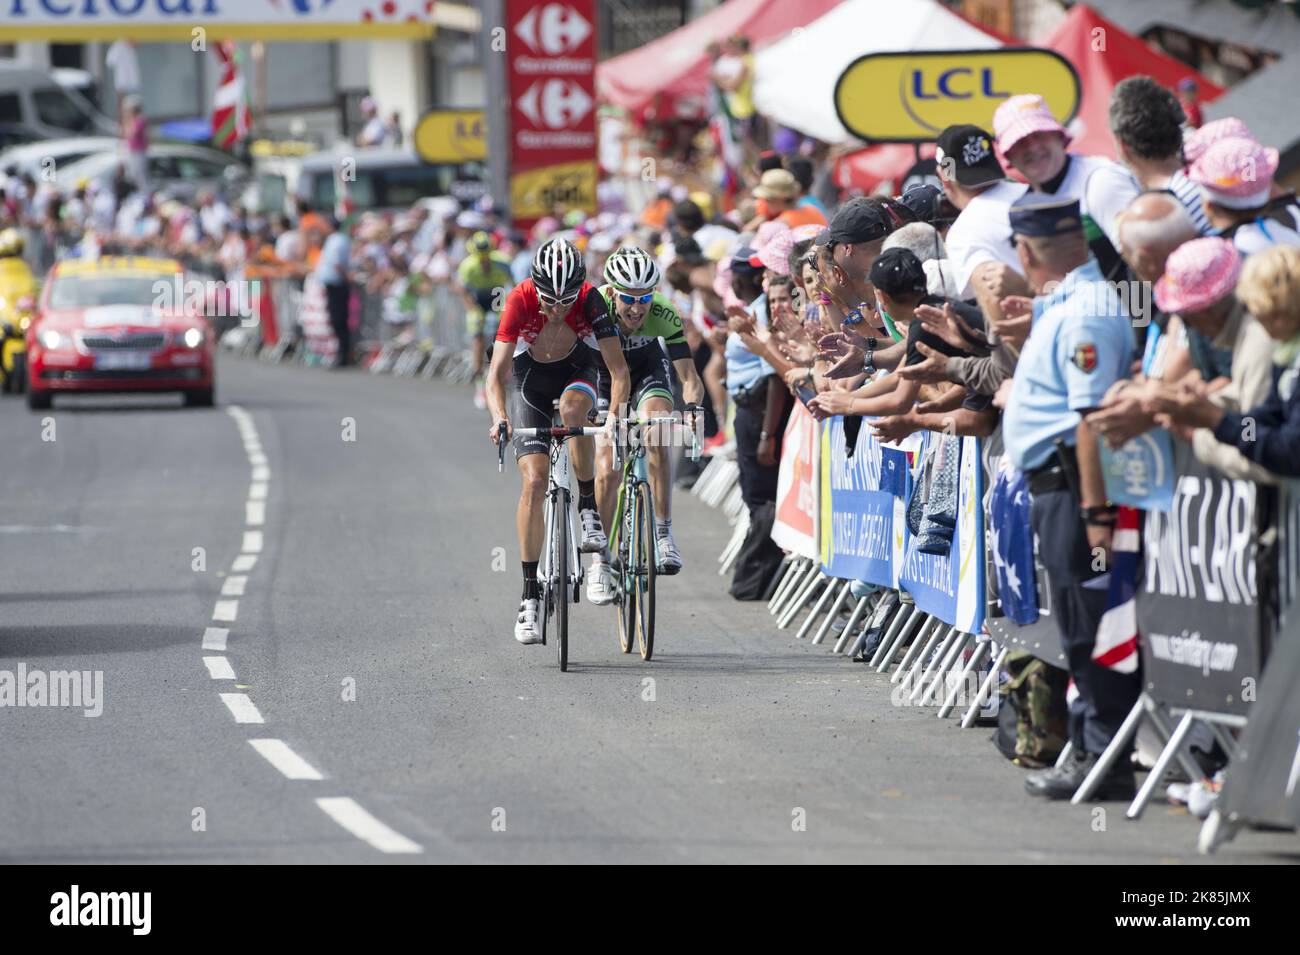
[834,48,1080,143]
[414,110,488,164]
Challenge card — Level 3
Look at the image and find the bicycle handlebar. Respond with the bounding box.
[512,426,605,438]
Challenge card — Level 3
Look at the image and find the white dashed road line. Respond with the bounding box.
[203,656,236,680]
[315,798,423,854]
[219,692,264,725]
[250,739,325,781]
[202,627,229,651]
[217,406,424,856]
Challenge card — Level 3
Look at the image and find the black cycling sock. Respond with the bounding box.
[577,478,597,513]
[522,562,539,600]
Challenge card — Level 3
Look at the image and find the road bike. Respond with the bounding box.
[610,416,698,661]
[499,415,603,672]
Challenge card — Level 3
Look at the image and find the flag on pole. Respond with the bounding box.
[212,41,250,149]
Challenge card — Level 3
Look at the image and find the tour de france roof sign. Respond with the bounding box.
[0,0,436,41]
[834,48,1081,144]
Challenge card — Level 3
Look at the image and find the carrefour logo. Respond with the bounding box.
[517,78,592,129]
[514,2,591,55]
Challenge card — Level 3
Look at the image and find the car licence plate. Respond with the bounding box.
[94,351,152,371]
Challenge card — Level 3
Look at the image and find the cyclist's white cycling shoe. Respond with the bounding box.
[656,534,683,575]
[587,560,616,605]
[515,598,542,645]
[579,508,608,553]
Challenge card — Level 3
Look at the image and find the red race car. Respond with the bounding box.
[27,256,216,410]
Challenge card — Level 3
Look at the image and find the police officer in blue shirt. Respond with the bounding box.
[1002,193,1141,800]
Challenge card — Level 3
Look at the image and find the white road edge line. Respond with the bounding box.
[219,692,264,724]
[231,554,258,573]
[203,656,236,680]
[250,739,325,781]
[246,501,266,526]
[242,530,263,553]
[202,627,229,651]
[222,575,248,596]
[248,482,269,501]
[251,465,271,482]
[213,599,239,622]
[315,797,423,854]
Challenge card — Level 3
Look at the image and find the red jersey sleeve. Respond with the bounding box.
[496,283,529,343]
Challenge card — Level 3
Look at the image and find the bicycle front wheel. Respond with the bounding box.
[554,489,569,672]
[616,482,637,654]
[635,481,656,660]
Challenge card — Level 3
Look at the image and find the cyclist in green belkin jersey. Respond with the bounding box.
[588,247,705,605]
[456,230,514,407]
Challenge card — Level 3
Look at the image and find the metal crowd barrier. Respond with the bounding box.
[217,273,478,382]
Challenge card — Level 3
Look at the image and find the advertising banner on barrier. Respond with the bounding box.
[772,402,820,560]
[1137,448,1263,717]
[820,418,906,587]
[898,432,985,634]
[506,0,599,227]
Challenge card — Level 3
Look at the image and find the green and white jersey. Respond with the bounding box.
[597,285,691,361]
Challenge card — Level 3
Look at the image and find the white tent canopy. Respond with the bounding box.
[753,0,999,143]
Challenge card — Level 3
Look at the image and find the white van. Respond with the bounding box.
[0,66,117,140]
[294,147,486,214]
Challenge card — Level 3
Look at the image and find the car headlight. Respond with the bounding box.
[183,327,204,349]
[39,329,63,350]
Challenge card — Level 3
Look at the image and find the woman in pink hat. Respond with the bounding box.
[991,93,1138,281]
[1187,137,1300,256]
[1153,246,1300,478]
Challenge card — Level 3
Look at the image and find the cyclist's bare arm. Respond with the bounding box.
[486,339,513,441]
[598,337,631,417]
[673,356,705,407]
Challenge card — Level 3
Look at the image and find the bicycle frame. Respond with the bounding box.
[540,433,581,605]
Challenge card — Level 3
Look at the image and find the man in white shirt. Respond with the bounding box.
[105,39,141,118]
[992,94,1140,281]
[935,123,1027,301]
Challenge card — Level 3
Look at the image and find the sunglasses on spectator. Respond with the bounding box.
[616,291,654,305]
[539,291,579,309]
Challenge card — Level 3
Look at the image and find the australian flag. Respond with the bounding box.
[989,459,1038,625]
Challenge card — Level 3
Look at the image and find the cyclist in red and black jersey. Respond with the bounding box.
[486,237,631,645]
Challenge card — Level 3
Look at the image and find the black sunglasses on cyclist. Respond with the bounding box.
[616,291,654,305]
[539,291,579,309]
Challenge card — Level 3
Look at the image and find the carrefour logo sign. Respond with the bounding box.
[834,48,1080,144]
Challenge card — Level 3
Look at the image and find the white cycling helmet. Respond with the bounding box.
[603,246,660,292]
[531,236,586,299]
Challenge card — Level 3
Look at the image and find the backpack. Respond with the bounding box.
[992,651,1068,768]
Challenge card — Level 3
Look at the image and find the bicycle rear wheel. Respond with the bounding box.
[554,488,570,672]
[616,481,637,654]
[635,481,656,660]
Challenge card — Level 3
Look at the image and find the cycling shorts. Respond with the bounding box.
[510,344,600,459]
[597,343,675,411]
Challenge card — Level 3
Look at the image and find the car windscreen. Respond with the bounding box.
[49,273,173,309]
[33,87,97,133]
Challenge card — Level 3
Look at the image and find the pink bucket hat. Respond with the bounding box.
[1182,117,1253,166]
[754,218,791,252]
[992,94,1070,156]
[1154,237,1242,314]
[1188,136,1278,209]
[791,223,824,243]
[757,228,795,275]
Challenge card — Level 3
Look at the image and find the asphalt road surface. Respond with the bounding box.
[1,354,1294,864]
